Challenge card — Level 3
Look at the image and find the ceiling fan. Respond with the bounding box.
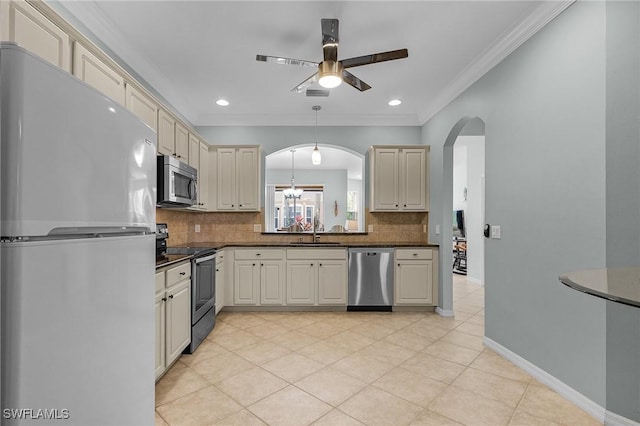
[256,18,408,93]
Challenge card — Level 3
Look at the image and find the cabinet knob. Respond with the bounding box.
[395,204,399,207]
[404,204,407,207]
[261,263,264,267]
[162,297,167,302]
[319,263,322,266]
[252,263,256,266]
[398,263,401,267]
[180,272,186,275]
[256,253,261,256]
[169,295,174,299]
[413,253,418,257]
[232,204,235,207]
[310,263,314,266]
[216,268,219,272]
[239,204,243,207]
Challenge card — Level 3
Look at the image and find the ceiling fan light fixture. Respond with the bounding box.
[318,61,343,89]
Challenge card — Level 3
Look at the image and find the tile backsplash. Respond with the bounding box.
[156,208,429,246]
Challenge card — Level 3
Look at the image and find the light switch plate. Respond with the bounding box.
[253,224,261,233]
[436,224,440,235]
[491,225,501,239]
[195,224,200,233]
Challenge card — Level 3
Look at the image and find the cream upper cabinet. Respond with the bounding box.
[1,0,70,71]
[370,146,429,211]
[188,133,200,169]
[394,248,438,306]
[157,109,175,157]
[72,42,125,106]
[196,142,210,210]
[125,83,158,131]
[214,146,260,211]
[174,123,189,162]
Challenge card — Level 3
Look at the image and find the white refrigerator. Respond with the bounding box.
[0,43,156,425]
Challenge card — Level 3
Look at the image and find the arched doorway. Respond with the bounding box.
[439,117,485,318]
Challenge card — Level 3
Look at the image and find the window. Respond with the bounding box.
[273,185,323,232]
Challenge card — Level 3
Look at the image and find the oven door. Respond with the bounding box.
[192,253,216,323]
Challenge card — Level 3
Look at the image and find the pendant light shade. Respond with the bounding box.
[312,105,322,165]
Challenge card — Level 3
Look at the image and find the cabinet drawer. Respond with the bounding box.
[396,248,432,260]
[155,271,165,293]
[166,262,191,286]
[235,249,284,260]
[287,248,347,260]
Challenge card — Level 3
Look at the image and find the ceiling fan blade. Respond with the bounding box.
[321,18,339,62]
[256,54,318,68]
[291,73,319,93]
[340,48,408,69]
[342,70,371,92]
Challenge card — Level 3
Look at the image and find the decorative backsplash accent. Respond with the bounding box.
[156,208,429,246]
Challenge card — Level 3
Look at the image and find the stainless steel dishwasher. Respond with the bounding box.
[348,248,394,311]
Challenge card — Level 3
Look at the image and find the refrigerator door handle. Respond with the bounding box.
[48,226,153,237]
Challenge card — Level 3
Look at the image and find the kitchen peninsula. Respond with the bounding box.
[560,268,640,424]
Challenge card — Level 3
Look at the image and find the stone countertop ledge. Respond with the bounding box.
[560,267,640,308]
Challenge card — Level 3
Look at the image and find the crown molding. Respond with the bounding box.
[196,113,422,127]
[417,0,575,125]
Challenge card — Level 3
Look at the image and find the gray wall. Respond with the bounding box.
[266,169,348,231]
[423,1,607,405]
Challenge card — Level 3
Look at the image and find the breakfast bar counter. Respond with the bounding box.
[560,267,640,308]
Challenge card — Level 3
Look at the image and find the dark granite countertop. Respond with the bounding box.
[560,267,640,308]
[168,241,439,250]
[156,254,192,269]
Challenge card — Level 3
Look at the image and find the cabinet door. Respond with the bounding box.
[260,261,285,305]
[154,292,166,379]
[198,142,210,210]
[165,280,191,365]
[188,133,200,169]
[174,123,189,162]
[234,261,259,305]
[395,260,433,305]
[215,257,224,314]
[286,261,316,305]
[401,148,427,210]
[1,0,70,71]
[157,109,175,156]
[217,148,237,210]
[73,42,125,106]
[125,84,158,132]
[236,147,259,210]
[318,260,347,305]
[373,148,400,210]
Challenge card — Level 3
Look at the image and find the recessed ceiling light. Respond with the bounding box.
[388,99,402,106]
[216,99,229,106]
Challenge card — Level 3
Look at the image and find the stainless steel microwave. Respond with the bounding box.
[157,155,197,207]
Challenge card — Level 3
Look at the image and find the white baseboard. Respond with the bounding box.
[483,337,606,424]
[436,307,455,317]
[605,410,640,426]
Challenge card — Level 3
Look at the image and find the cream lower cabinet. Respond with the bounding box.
[156,261,191,380]
[215,250,225,314]
[286,249,348,306]
[394,248,438,306]
[233,249,285,305]
[1,0,71,71]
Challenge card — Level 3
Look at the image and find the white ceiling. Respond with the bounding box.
[55,1,572,127]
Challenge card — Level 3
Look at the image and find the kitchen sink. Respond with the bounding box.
[288,241,342,246]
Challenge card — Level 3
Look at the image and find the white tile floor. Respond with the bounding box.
[155,276,602,426]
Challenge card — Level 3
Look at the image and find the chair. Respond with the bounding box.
[453,239,467,275]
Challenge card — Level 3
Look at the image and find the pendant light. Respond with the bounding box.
[311,105,322,165]
[283,149,303,199]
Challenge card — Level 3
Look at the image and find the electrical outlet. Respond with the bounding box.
[423,224,427,233]
[253,224,261,233]
[195,224,200,233]
[368,224,374,233]
[491,225,501,239]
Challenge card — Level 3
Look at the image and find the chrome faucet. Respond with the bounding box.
[313,213,320,242]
